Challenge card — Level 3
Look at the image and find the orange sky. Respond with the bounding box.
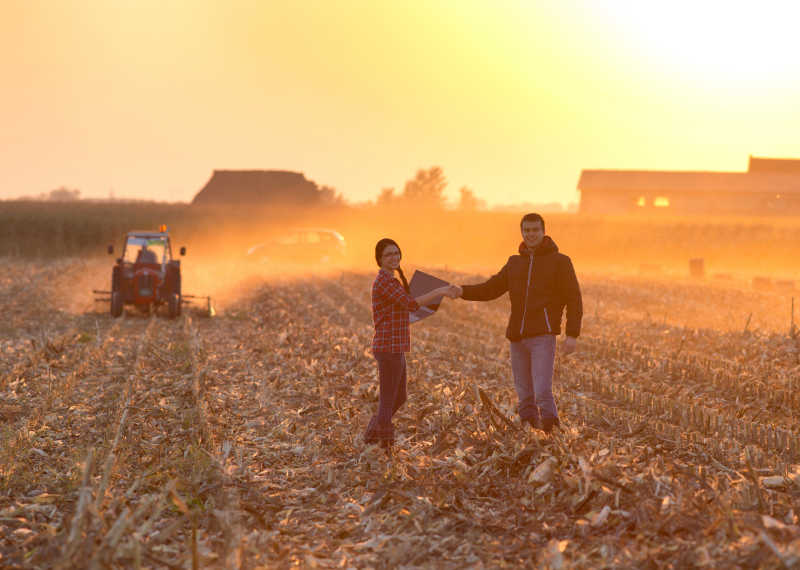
[2,0,800,206]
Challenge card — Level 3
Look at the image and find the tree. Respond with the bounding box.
[48,187,81,201]
[377,187,396,206]
[401,167,447,209]
[458,187,486,211]
[319,185,345,206]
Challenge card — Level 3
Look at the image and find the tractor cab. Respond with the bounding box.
[104,226,185,318]
[122,234,171,266]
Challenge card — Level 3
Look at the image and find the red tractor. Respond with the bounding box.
[97,226,185,318]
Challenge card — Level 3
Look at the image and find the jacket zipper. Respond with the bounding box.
[543,307,552,333]
[519,255,534,336]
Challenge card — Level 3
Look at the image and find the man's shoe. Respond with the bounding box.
[541,416,560,434]
[524,415,542,430]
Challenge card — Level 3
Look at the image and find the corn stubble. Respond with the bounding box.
[1,261,800,568]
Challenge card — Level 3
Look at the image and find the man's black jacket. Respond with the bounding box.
[460,236,582,341]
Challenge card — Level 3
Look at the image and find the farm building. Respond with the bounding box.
[192,170,323,206]
[577,156,800,215]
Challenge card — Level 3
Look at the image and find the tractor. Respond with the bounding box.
[95,226,186,318]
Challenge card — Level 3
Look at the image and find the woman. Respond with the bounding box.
[364,238,456,448]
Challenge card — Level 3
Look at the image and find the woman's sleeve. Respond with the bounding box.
[376,277,420,312]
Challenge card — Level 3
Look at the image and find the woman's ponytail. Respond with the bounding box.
[396,266,410,294]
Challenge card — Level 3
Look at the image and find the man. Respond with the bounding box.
[137,244,157,263]
[452,213,582,433]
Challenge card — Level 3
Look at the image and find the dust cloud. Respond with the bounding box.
[60,204,800,315]
[181,205,800,274]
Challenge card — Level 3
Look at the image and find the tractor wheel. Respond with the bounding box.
[168,293,180,319]
[175,275,181,316]
[168,266,182,317]
[110,291,123,318]
[111,265,121,293]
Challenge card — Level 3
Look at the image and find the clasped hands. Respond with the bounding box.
[443,285,463,299]
[438,284,462,299]
[426,284,462,300]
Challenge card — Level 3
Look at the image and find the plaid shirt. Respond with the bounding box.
[371,269,420,353]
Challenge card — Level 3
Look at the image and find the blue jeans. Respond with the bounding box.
[364,352,407,444]
[509,335,557,422]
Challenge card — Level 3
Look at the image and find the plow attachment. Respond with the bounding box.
[182,294,216,317]
[93,289,111,302]
[92,290,215,317]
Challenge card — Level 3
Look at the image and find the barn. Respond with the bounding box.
[577,156,800,215]
[192,170,323,206]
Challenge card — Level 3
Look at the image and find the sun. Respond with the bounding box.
[598,1,800,84]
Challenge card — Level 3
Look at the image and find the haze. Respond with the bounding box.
[2,0,800,206]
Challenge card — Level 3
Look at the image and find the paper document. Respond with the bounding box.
[408,270,450,323]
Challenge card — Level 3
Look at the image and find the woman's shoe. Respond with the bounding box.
[363,415,379,444]
[365,423,393,448]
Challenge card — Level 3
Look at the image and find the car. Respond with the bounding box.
[102,225,186,318]
[245,228,346,266]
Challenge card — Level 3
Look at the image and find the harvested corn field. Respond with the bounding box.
[2,259,800,568]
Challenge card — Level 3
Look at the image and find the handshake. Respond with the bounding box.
[433,284,462,299]
[448,284,463,298]
[415,284,462,308]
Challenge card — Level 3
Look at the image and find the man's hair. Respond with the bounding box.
[520,213,545,232]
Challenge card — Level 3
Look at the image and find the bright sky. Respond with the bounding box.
[2,0,800,206]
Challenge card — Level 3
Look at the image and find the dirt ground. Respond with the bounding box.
[1,258,800,568]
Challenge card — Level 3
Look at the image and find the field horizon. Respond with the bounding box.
[3,200,800,282]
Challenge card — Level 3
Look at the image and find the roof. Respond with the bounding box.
[576,170,800,194]
[127,231,169,238]
[749,156,800,174]
[192,170,321,205]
